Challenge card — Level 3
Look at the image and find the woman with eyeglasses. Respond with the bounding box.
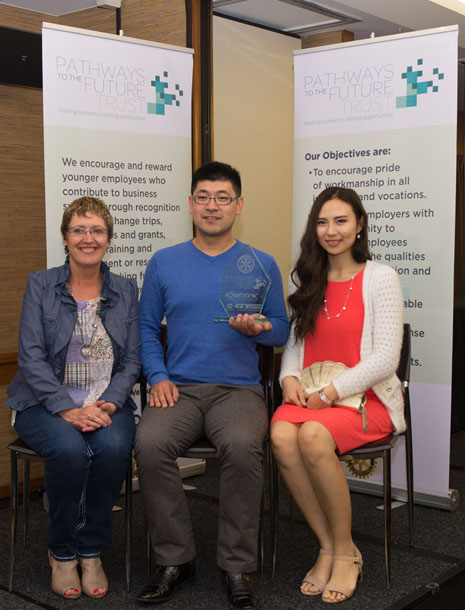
[271,187,405,604]
[7,197,140,600]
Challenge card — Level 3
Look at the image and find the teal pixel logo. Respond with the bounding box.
[396,59,444,108]
[148,72,183,115]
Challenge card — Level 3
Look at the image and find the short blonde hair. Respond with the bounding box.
[61,197,114,241]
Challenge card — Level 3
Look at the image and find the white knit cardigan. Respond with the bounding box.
[279,260,406,434]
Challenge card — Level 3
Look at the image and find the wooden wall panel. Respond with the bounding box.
[57,7,115,33]
[301,29,354,49]
[0,4,56,31]
[121,0,187,46]
[0,84,45,355]
[0,0,188,498]
[0,0,186,38]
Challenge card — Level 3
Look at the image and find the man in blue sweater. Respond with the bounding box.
[135,162,289,608]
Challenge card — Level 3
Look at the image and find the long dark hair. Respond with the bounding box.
[289,186,371,340]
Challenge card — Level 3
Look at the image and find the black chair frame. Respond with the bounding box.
[8,437,133,593]
[271,323,414,588]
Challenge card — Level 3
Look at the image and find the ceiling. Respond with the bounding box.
[1,0,465,54]
[0,0,97,16]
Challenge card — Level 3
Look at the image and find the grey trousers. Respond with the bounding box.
[134,383,268,573]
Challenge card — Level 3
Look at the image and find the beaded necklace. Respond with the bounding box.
[323,274,355,320]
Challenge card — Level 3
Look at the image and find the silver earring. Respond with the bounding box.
[357,233,361,239]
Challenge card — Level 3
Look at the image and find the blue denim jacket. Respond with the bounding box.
[7,260,141,414]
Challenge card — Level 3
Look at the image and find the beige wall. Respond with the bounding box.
[213,16,300,293]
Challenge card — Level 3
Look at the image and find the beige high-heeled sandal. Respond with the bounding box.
[78,556,108,598]
[300,549,333,596]
[48,550,81,599]
[322,546,363,604]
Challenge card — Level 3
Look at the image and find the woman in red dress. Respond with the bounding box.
[271,187,404,603]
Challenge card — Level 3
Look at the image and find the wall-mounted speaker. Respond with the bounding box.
[0,25,42,89]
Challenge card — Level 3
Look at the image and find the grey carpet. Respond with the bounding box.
[1,430,465,609]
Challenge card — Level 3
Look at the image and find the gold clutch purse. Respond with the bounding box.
[300,361,367,414]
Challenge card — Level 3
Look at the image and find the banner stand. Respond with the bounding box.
[292,27,458,508]
[42,23,194,289]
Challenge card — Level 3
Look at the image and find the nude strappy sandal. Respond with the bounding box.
[300,549,333,596]
[322,546,363,603]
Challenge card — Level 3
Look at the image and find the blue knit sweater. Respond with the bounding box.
[140,240,289,386]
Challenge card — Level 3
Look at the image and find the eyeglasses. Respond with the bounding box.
[192,195,238,206]
[67,227,108,237]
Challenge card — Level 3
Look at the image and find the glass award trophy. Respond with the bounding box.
[214,245,271,322]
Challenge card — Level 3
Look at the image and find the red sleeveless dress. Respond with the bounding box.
[272,269,393,453]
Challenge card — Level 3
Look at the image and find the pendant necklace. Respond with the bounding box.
[66,281,102,358]
[324,274,355,320]
[77,302,101,359]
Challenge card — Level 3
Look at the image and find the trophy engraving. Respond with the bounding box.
[214,246,271,322]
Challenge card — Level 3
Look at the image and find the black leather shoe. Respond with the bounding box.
[223,571,258,610]
[137,560,195,603]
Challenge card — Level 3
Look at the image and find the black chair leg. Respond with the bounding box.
[266,441,273,570]
[23,459,31,547]
[146,521,152,579]
[405,434,415,547]
[125,463,132,592]
[271,458,279,577]
[256,444,266,577]
[9,450,19,592]
[258,490,265,577]
[383,450,392,589]
[289,494,295,537]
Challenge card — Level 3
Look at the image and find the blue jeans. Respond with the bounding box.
[15,403,135,561]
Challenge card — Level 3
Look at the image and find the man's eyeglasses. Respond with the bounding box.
[67,227,108,237]
[192,195,238,206]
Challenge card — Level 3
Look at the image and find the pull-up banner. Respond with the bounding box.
[293,27,457,507]
[42,23,194,289]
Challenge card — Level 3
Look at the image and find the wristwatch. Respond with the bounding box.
[319,387,333,405]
